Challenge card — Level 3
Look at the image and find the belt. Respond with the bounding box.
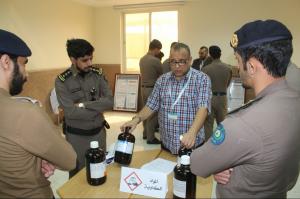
[213,92,227,96]
[142,85,154,88]
[66,125,103,136]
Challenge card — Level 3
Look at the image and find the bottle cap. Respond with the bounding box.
[181,155,190,165]
[180,135,183,141]
[90,141,99,148]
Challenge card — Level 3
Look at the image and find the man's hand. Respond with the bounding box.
[41,160,56,178]
[213,168,233,185]
[181,131,197,149]
[120,118,139,133]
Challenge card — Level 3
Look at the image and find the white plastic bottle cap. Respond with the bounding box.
[180,135,183,141]
[90,141,99,148]
[181,155,190,165]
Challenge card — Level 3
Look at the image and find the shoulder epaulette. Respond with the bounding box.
[91,66,103,76]
[11,96,42,107]
[58,69,72,82]
[227,96,262,115]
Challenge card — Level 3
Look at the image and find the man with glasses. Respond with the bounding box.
[191,46,213,71]
[122,42,211,154]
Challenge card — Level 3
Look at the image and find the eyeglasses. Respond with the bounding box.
[169,59,188,67]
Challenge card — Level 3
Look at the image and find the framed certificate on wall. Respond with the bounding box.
[113,74,140,112]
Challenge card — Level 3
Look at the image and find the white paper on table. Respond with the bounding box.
[141,158,177,175]
[120,167,168,198]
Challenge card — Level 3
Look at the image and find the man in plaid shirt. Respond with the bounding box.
[121,42,211,154]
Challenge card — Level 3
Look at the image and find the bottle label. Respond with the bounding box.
[115,140,134,154]
[90,162,106,179]
[173,177,186,198]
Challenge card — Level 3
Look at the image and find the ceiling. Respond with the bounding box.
[71,0,184,7]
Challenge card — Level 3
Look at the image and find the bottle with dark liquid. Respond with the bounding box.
[173,155,196,199]
[85,141,106,186]
[177,146,192,167]
[114,127,135,165]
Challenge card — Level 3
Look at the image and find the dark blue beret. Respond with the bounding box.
[230,19,292,49]
[0,29,32,57]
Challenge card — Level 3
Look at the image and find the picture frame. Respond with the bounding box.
[113,74,140,112]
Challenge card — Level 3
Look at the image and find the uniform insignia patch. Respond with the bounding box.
[211,124,226,145]
[91,66,103,75]
[58,69,72,82]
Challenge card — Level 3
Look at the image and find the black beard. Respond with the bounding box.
[76,65,91,78]
[9,60,27,96]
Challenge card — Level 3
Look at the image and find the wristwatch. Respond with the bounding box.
[78,102,85,108]
[132,115,141,124]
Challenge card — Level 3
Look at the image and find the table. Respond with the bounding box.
[57,149,213,198]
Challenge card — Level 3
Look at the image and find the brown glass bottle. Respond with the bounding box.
[173,155,196,199]
[177,146,192,167]
[85,141,106,186]
[114,127,135,165]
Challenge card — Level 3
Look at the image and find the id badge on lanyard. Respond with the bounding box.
[167,71,192,120]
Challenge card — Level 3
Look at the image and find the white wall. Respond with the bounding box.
[179,0,300,65]
[93,0,300,66]
[0,0,94,71]
[1,0,299,70]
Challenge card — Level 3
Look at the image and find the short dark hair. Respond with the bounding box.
[209,45,221,59]
[236,39,293,77]
[172,42,191,57]
[170,42,178,48]
[200,46,208,51]
[149,39,162,50]
[66,39,94,59]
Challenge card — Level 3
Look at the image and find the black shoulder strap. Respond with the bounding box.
[227,97,262,115]
[58,69,72,82]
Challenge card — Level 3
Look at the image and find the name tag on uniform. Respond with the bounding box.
[168,112,178,120]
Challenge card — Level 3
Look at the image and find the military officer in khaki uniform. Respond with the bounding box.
[190,20,300,198]
[55,39,113,178]
[0,29,76,198]
[202,45,232,140]
[139,39,162,144]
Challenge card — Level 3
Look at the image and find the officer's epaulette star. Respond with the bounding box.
[91,66,103,76]
[58,69,72,82]
[227,96,263,115]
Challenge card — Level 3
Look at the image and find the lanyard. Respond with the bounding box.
[169,70,192,110]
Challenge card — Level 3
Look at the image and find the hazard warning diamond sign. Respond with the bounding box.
[124,171,142,191]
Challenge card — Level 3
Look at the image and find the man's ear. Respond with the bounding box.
[246,58,258,76]
[0,54,11,70]
[70,57,76,65]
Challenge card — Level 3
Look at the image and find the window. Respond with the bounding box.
[123,11,178,73]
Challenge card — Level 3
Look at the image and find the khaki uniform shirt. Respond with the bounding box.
[55,65,113,130]
[0,88,76,198]
[202,59,232,93]
[190,80,300,198]
[162,58,171,74]
[139,53,162,87]
[286,62,300,92]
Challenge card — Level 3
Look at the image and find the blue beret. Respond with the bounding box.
[230,19,292,49]
[0,29,32,57]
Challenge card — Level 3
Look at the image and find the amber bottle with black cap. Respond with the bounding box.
[177,135,192,167]
[114,126,135,165]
